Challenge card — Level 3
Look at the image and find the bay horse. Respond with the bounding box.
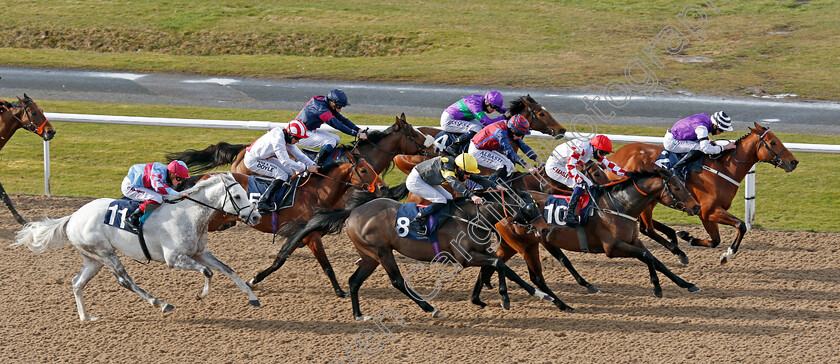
[475,168,702,306]
[12,173,262,321]
[280,189,561,320]
[177,153,388,298]
[0,94,56,224]
[609,122,798,265]
[392,95,567,175]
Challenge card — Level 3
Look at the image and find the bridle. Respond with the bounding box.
[756,130,793,170]
[168,179,252,218]
[2,99,49,136]
[302,153,381,193]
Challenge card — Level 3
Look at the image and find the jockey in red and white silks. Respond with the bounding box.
[546,136,627,188]
[244,121,317,182]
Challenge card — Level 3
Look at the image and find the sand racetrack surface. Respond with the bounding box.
[1,194,838,363]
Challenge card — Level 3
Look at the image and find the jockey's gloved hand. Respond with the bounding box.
[471,195,484,204]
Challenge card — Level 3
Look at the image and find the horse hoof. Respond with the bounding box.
[483,282,493,289]
[335,290,350,298]
[355,314,373,321]
[354,258,362,266]
[653,288,663,299]
[249,299,261,307]
[676,230,690,241]
[586,284,601,294]
[535,290,554,303]
[471,299,487,308]
[195,294,202,301]
[687,285,701,293]
[83,316,100,322]
[678,254,689,265]
[431,308,446,319]
[500,300,510,310]
[564,306,576,314]
[163,304,175,313]
[247,279,257,288]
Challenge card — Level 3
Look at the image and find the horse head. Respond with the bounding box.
[344,153,389,196]
[510,95,566,138]
[747,122,798,172]
[189,172,261,226]
[652,168,700,216]
[6,94,56,141]
[393,113,435,156]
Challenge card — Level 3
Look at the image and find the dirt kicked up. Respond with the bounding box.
[1,194,838,363]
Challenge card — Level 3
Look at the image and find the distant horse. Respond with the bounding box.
[281,189,563,320]
[609,123,798,265]
[475,168,702,307]
[177,153,388,298]
[0,94,56,224]
[392,95,567,175]
[12,173,262,321]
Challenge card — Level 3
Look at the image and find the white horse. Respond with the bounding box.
[12,172,262,321]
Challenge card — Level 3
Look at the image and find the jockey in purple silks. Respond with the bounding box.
[665,111,735,175]
[440,90,509,156]
[294,89,368,165]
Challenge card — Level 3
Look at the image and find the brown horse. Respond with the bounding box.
[392,95,567,175]
[280,189,562,320]
[0,94,56,224]
[609,123,798,265]
[177,152,388,298]
[474,168,702,306]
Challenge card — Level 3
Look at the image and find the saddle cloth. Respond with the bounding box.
[103,197,142,234]
[395,202,448,242]
[247,175,302,211]
[433,130,470,155]
[543,194,593,226]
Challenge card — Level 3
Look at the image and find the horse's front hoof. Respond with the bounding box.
[163,304,175,313]
[564,306,576,314]
[676,230,690,241]
[247,278,257,288]
[535,290,554,303]
[354,314,373,321]
[500,299,510,310]
[653,287,663,299]
[586,284,601,294]
[471,298,487,308]
[483,282,493,289]
[83,316,100,322]
[687,285,701,293]
[335,290,350,298]
[431,308,446,319]
[249,299,261,307]
[678,253,689,265]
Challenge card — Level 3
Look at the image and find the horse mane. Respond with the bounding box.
[600,170,659,193]
[508,95,536,115]
[175,173,206,191]
[183,173,224,194]
[334,124,396,154]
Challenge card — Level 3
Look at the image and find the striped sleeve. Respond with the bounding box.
[599,157,627,176]
[565,147,585,183]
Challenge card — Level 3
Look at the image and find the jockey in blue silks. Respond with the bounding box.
[294,89,368,165]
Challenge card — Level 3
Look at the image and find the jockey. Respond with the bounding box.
[441,90,508,156]
[245,120,319,211]
[294,89,368,165]
[468,115,541,182]
[666,111,735,174]
[546,135,627,225]
[407,153,499,236]
[122,160,190,230]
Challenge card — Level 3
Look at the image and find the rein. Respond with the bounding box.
[166,181,247,217]
[303,155,380,193]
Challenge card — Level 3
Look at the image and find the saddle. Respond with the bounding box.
[395,202,450,242]
[248,175,302,211]
[433,130,470,155]
[301,148,342,165]
[543,193,594,227]
[103,197,143,235]
[654,150,704,179]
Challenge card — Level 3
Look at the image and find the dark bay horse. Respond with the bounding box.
[0,94,56,224]
[475,168,702,306]
[280,189,562,320]
[177,153,388,298]
[392,95,567,175]
[609,123,798,265]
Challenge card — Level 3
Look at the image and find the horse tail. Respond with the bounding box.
[165,142,248,173]
[384,182,409,201]
[11,216,71,254]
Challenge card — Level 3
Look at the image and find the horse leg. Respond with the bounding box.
[496,262,510,310]
[470,252,565,310]
[470,266,495,308]
[101,252,173,313]
[640,205,688,264]
[305,232,347,298]
[604,240,700,298]
[541,243,600,294]
[650,219,688,265]
[248,236,307,287]
[192,250,261,307]
[703,209,749,265]
[71,256,103,321]
[378,249,442,318]
[349,253,380,321]
[165,252,215,301]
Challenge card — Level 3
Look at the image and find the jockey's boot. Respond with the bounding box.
[564,186,585,225]
[489,166,509,184]
[671,150,704,179]
[412,202,447,236]
[315,144,335,165]
[257,178,285,211]
[443,132,475,156]
[125,202,159,231]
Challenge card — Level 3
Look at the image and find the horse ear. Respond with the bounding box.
[753,122,767,131]
[23,93,29,100]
